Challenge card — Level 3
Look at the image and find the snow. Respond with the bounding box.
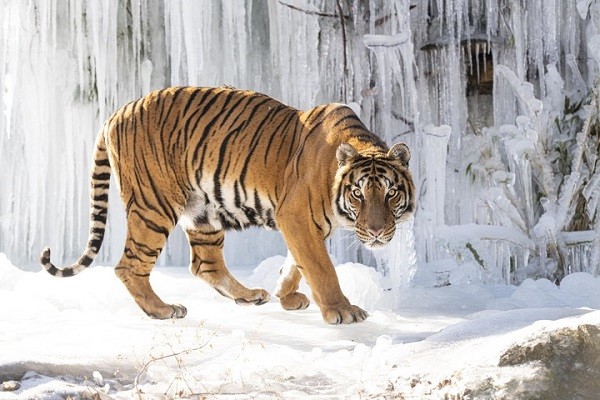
[1,253,599,399]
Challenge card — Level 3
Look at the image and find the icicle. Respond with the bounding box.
[388,219,417,306]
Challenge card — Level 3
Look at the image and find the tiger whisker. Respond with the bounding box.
[346,238,361,251]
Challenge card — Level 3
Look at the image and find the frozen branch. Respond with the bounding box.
[278,0,349,19]
[363,32,411,48]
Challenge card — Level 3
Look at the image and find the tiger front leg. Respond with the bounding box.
[185,227,270,306]
[279,221,368,324]
[275,252,310,310]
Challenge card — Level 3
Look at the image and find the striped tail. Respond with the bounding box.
[40,130,110,277]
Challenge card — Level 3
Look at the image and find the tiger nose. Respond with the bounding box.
[367,228,384,238]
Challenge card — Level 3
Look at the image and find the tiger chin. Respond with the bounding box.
[40,86,415,325]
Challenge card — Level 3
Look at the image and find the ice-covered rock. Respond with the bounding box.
[499,324,600,399]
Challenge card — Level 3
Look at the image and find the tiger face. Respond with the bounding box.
[334,142,415,249]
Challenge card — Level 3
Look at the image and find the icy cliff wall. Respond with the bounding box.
[409,0,600,282]
[0,0,415,269]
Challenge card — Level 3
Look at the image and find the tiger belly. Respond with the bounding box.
[179,185,277,231]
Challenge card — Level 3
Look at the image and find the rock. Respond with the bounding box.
[498,324,600,399]
[1,380,21,391]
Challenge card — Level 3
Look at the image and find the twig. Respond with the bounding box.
[134,340,211,399]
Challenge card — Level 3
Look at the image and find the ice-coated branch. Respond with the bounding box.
[363,32,411,49]
[335,0,348,102]
[277,0,349,19]
[436,224,535,250]
[498,67,557,203]
[555,128,588,232]
[558,81,600,229]
[496,65,543,120]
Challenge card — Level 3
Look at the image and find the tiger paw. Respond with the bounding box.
[279,292,310,310]
[147,303,187,319]
[234,288,270,306]
[321,304,368,324]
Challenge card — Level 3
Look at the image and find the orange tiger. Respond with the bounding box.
[41,86,415,324]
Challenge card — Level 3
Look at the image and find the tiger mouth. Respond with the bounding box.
[359,236,391,249]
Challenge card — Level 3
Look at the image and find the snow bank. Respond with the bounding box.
[1,254,600,398]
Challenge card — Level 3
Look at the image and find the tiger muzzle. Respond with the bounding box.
[357,201,395,249]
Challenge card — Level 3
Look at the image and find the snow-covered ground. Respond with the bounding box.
[1,252,599,399]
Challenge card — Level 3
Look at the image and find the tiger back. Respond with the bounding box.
[41,86,415,324]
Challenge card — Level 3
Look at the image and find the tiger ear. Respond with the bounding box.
[336,143,359,166]
[388,143,410,166]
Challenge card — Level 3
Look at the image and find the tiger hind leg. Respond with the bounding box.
[185,226,270,305]
[274,252,310,310]
[115,210,187,319]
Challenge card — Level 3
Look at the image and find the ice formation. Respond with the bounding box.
[2,0,600,287]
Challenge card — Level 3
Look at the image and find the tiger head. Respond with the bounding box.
[333,142,415,249]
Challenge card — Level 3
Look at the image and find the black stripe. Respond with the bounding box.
[92,173,111,181]
[308,191,323,233]
[46,265,58,275]
[212,97,272,206]
[195,228,223,236]
[254,189,263,218]
[91,213,107,223]
[343,124,370,131]
[79,255,93,267]
[92,183,110,190]
[155,88,169,122]
[238,105,284,196]
[293,108,328,174]
[88,239,102,252]
[190,237,224,247]
[234,181,241,208]
[332,113,362,128]
[190,90,238,167]
[130,210,170,238]
[270,111,297,163]
[213,127,239,207]
[93,193,109,202]
[218,92,260,130]
[136,156,179,224]
[242,205,258,225]
[321,200,332,236]
[182,89,202,117]
[159,87,186,127]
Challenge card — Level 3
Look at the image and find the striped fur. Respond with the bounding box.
[40,86,415,324]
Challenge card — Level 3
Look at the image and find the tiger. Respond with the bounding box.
[40,86,415,325]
